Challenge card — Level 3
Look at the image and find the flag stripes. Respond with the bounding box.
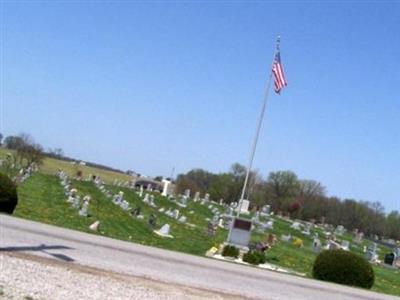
[272,51,287,94]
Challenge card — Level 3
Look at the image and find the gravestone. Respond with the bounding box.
[384,253,395,266]
[131,206,141,217]
[72,195,81,209]
[143,193,150,203]
[341,240,350,251]
[334,225,345,236]
[79,196,90,217]
[154,224,173,238]
[139,185,144,197]
[281,234,291,242]
[178,216,187,223]
[161,179,170,196]
[353,232,364,244]
[237,199,250,214]
[193,192,200,202]
[291,222,302,230]
[89,221,100,232]
[228,218,252,247]
[313,238,321,253]
[184,189,191,198]
[172,209,180,219]
[148,214,157,228]
[262,205,270,215]
[204,193,210,202]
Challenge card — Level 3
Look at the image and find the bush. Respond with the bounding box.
[242,250,267,265]
[0,173,18,214]
[313,249,374,289]
[222,245,239,258]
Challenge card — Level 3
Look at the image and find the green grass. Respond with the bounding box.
[15,173,225,255]
[8,170,400,297]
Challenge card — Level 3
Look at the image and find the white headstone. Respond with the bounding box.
[89,221,100,231]
[238,199,250,214]
[342,240,350,251]
[194,192,200,202]
[159,224,170,235]
[161,180,170,196]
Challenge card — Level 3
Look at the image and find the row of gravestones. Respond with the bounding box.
[93,178,176,238]
[58,170,90,217]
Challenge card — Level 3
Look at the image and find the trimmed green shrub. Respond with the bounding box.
[222,245,239,258]
[0,173,18,214]
[242,250,267,265]
[313,249,374,289]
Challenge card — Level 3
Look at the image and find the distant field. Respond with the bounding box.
[0,147,132,184]
[1,148,399,297]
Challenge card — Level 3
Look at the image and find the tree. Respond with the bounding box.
[6,133,45,168]
[0,132,3,146]
[47,147,64,159]
[3,135,25,150]
[265,170,300,212]
[17,143,44,167]
[385,211,400,240]
[175,169,216,195]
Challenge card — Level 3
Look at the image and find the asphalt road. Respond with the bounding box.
[0,215,398,300]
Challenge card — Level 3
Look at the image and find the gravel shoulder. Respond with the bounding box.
[0,252,245,300]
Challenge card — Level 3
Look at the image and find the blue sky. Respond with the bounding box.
[2,2,399,212]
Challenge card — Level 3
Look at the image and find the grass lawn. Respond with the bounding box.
[9,171,400,297]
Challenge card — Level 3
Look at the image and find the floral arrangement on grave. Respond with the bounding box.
[293,238,304,248]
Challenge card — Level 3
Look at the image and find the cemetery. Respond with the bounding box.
[0,147,399,297]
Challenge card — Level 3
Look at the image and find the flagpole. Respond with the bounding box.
[227,37,280,243]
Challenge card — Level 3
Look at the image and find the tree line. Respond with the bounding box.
[175,164,400,240]
[0,133,126,174]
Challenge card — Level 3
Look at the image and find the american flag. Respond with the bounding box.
[272,50,287,94]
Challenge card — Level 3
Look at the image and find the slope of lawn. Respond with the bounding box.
[0,147,131,184]
[15,173,224,255]
[11,172,400,297]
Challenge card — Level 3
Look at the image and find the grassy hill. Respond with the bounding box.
[0,147,132,183]
[0,153,399,297]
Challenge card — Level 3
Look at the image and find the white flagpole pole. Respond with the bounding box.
[227,36,280,243]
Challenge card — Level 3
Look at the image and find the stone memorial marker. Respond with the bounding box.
[139,185,144,197]
[154,224,173,238]
[291,222,302,230]
[79,196,90,217]
[204,193,210,202]
[72,195,81,209]
[193,192,200,202]
[334,225,345,236]
[384,253,396,266]
[89,221,100,232]
[148,214,157,228]
[281,234,291,242]
[228,218,252,247]
[143,193,150,203]
[184,189,191,199]
[161,180,170,196]
[178,216,187,223]
[341,240,350,251]
[312,238,321,253]
[237,199,250,214]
